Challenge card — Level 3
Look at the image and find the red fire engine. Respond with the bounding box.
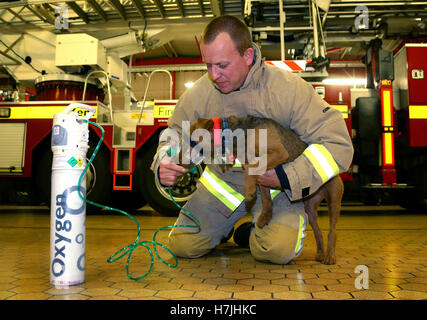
[0,84,201,215]
[352,40,427,207]
[1,39,426,213]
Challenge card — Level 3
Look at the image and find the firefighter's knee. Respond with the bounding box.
[249,222,303,264]
[168,231,212,259]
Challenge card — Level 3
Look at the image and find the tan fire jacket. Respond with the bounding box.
[151,44,353,203]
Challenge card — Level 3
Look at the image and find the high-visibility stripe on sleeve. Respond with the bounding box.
[303,144,339,183]
[270,189,280,199]
[294,215,306,255]
[199,167,244,211]
[232,158,242,167]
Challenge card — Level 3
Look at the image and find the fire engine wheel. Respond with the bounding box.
[136,144,204,216]
[34,139,113,213]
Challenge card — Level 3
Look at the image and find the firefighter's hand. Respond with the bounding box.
[257,169,281,188]
[159,157,187,186]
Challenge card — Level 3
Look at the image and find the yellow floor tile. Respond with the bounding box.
[222,272,254,280]
[88,295,129,300]
[204,278,236,286]
[406,277,427,284]
[286,272,319,280]
[180,283,217,292]
[193,289,232,300]
[155,289,194,299]
[81,287,121,297]
[351,290,394,299]
[145,281,181,291]
[217,284,252,292]
[390,290,427,300]
[48,294,90,300]
[273,291,313,300]
[289,283,327,292]
[253,284,290,293]
[117,288,157,298]
[233,290,272,300]
[312,291,353,300]
[271,278,305,286]
[7,292,50,300]
[0,291,15,299]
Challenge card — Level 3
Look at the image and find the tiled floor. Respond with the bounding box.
[0,204,426,300]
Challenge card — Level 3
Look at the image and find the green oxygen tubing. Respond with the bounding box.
[77,120,200,281]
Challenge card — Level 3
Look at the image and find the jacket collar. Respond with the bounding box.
[238,43,264,91]
[212,43,264,93]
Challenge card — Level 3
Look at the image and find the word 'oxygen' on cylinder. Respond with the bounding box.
[49,103,95,287]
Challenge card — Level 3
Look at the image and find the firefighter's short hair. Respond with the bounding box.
[201,15,252,56]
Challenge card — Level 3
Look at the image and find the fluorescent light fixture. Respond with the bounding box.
[322,78,367,86]
[185,81,195,88]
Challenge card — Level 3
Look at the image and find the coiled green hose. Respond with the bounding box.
[77,120,200,281]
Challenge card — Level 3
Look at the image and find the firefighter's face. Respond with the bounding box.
[200,32,254,94]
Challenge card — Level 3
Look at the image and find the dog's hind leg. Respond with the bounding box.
[323,176,344,265]
[304,191,326,262]
[256,186,273,228]
[244,167,258,212]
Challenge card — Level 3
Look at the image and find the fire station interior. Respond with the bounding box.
[0,1,426,302]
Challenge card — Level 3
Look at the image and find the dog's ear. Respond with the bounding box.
[196,118,214,131]
[228,116,238,126]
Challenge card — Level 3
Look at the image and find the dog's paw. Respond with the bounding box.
[256,218,267,228]
[315,252,325,262]
[322,254,336,265]
[256,212,272,228]
[256,219,268,228]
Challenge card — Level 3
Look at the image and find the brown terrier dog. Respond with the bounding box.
[187,116,343,265]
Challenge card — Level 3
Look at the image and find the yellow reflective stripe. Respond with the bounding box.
[232,158,242,167]
[9,106,64,119]
[199,167,244,211]
[303,144,339,183]
[383,132,394,165]
[7,106,97,119]
[331,105,349,119]
[409,105,427,119]
[270,189,280,199]
[0,169,23,173]
[294,215,306,254]
[316,144,340,175]
[382,90,392,126]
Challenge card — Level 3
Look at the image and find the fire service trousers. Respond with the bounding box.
[168,181,307,265]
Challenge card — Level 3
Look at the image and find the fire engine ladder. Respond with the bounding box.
[245,0,328,78]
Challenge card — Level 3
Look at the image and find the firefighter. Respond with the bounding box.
[150,15,353,264]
